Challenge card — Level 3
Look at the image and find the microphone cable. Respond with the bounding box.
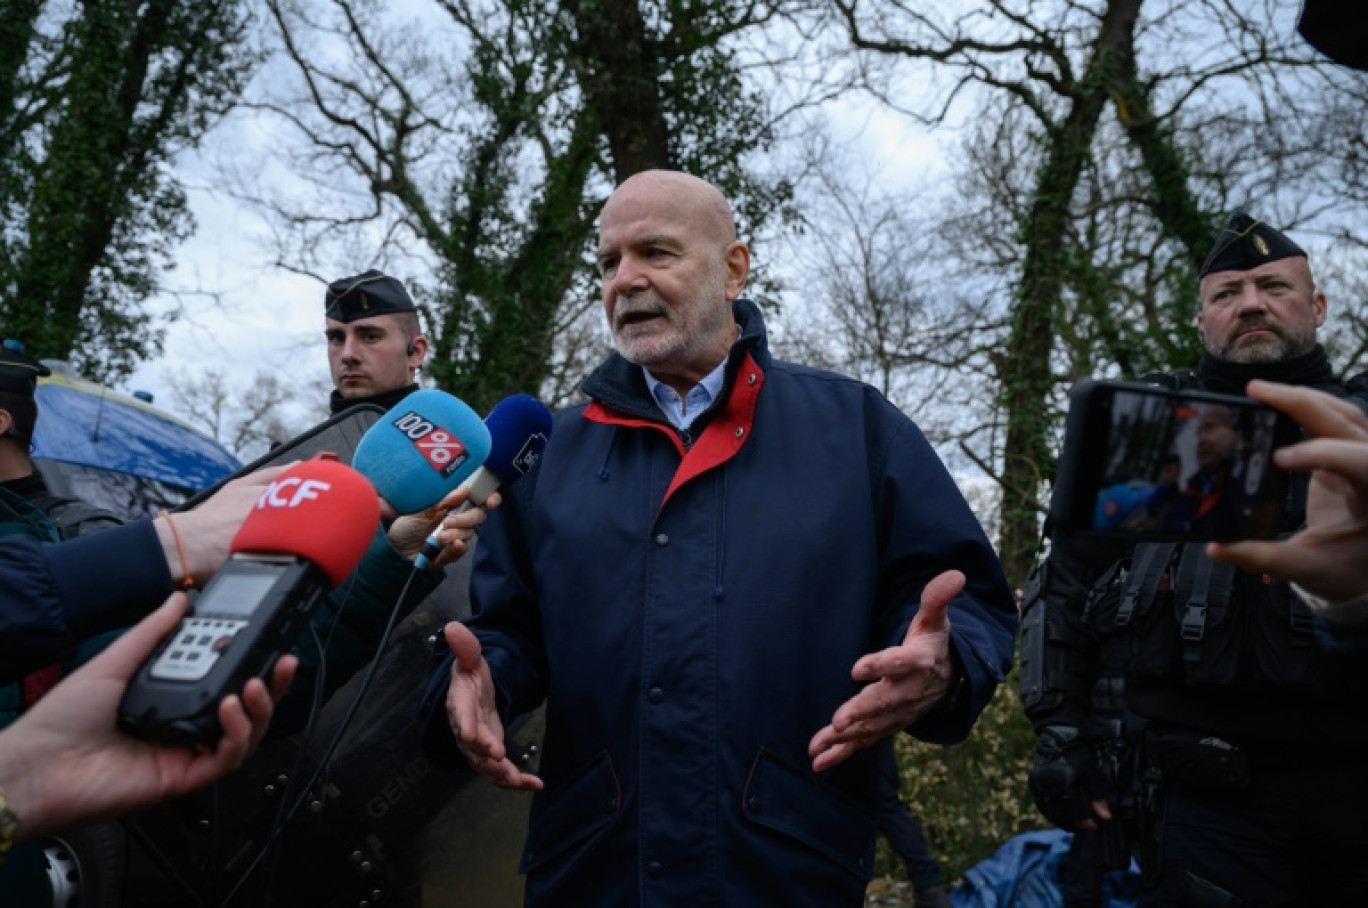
[214,564,424,908]
[257,619,331,905]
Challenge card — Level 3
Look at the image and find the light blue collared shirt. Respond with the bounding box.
[644,359,727,432]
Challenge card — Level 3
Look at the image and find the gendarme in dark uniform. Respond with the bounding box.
[0,340,121,541]
[1020,213,1368,906]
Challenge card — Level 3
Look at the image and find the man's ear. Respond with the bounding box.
[723,241,750,301]
[408,334,430,368]
[0,409,11,437]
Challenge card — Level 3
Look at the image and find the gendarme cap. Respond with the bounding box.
[0,338,50,396]
[324,270,416,323]
[1198,212,1306,280]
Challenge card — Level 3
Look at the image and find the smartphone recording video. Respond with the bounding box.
[1050,380,1301,542]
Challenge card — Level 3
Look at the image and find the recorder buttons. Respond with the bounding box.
[149,616,248,682]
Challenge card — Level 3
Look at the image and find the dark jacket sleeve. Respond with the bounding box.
[0,519,172,684]
[459,470,548,724]
[419,469,544,761]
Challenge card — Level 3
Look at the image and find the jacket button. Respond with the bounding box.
[654,533,669,546]
[605,798,616,814]
[647,860,664,878]
[734,426,744,438]
[747,373,757,385]
[747,796,761,812]
[649,686,664,704]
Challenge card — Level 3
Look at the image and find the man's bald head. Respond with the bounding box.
[602,170,737,247]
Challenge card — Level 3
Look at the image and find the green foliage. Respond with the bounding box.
[0,0,257,383]
[875,677,1043,887]
[412,0,792,411]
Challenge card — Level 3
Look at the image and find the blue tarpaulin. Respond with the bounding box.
[951,829,1143,908]
[32,371,239,491]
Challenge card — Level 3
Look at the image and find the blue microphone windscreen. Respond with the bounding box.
[484,394,553,485]
[352,390,492,513]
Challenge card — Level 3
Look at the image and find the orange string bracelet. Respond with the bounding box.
[158,511,194,591]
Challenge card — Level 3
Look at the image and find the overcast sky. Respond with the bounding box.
[122,78,950,440]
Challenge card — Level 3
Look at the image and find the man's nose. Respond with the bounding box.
[340,336,362,362]
[610,255,648,296]
[1233,281,1267,314]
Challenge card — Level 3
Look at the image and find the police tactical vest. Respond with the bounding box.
[1106,542,1322,692]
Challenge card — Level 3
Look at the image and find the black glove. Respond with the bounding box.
[1028,724,1108,829]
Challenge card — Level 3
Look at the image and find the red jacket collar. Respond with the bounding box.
[583,351,765,512]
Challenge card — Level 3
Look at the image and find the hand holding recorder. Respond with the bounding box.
[0,594,295,843]
[118,457,379,747]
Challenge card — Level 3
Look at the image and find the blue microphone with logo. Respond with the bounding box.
[352,389,493,515]
[413,393,553,569]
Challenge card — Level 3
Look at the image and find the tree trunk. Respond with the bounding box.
[562,0,673,181]
[997,0,1144,585]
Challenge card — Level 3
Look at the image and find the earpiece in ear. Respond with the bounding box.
[406,339,416,356]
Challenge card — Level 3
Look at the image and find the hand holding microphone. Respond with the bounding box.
[387,485,500,571]
[412,393,553,570]
[158,464,294,589]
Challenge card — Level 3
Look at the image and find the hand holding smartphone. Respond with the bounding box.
[1050,380,1301,542]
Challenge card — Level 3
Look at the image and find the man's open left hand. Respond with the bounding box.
[808,570,963,772]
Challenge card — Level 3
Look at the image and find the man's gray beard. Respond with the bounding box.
[612,306,684,367]
[1212,328,1315,364]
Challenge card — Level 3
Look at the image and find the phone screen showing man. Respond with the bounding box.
[1090,388,1290,540]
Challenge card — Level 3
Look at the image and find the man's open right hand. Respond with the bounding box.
[443,621,543,791]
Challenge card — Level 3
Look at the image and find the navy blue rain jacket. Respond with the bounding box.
[0,518,172,684]
[428,299,1016,906]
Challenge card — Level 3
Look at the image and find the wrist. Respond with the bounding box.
[155,513,195,590]
[919,645,967,725]
[0,734,46,848]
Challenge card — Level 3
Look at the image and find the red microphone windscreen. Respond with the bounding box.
[229,458,380,588]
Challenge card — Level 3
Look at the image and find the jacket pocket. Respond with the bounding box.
[741,747,876,880]
[520,751,621,874]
